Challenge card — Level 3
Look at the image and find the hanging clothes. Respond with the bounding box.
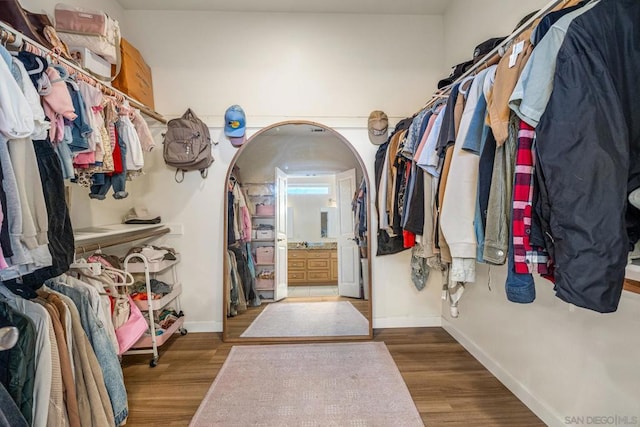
[46,277,128,426]
[0,300,36,425]
[533,0,640,313]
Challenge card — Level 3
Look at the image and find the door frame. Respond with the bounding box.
[222,120,373,343]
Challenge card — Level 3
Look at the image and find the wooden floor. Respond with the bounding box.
[225,296,370,339]
[122,328,544,427]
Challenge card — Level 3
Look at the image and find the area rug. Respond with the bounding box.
[240,301,369,337]
[189,342,424,427]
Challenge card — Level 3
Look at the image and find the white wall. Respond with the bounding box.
[68,9,446,331]
[122,10,445,125]
[442,1,640,426]
[443,0,548,68]
[443,266,640,427]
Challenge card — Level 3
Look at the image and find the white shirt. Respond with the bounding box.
[0,56,34,139]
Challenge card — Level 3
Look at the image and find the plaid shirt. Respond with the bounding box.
[513,121,552,275]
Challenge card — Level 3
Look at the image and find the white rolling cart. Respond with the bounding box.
[123,252,187,367]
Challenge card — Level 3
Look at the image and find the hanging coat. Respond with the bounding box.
[534,0,640,313]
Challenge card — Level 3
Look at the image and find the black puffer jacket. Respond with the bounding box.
[0,302,36,425]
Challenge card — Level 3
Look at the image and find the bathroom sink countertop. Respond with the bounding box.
[288,242,337,250]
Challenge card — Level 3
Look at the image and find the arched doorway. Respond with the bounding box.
[222,121,372,342]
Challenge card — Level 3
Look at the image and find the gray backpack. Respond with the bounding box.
[163,108,214,182]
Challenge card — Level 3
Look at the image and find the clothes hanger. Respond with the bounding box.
[103,266,135,287]
[430,97,447,113]
[69,256,103,276]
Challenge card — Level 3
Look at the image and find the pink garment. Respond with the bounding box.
[42,67,76,142]
[241,206,252,242]
[73,151,95,167]
[131,109,155,152]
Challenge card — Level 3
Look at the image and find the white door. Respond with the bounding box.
[273,168,288,301]
[336,169,361,298]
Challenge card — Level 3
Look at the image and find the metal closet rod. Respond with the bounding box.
[74,227,170,254]
[421,0,572,111]
[0,21,167,125]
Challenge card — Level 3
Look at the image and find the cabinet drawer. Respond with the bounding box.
[288,250,307,259]
[288,271,307,281]
[307,259,329,269]
[307,250,330,259]
[330,250,337,259]
[308,271,330,281]
[288,259,306,270]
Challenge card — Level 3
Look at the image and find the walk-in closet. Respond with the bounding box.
[1,0,639,426]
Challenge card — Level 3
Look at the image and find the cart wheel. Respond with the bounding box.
[180,328,188,336]
[149,358,158,368]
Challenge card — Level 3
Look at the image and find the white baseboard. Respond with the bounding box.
[442,318,562,427]
[373,316,442,329]
[183,321,223,333]
[184,318,440,334]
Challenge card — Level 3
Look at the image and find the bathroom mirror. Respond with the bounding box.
[223,121,372,342]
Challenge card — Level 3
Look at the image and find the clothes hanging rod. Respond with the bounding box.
[74,226,170,254]
[421,0,573,111]
[0,22,167,125]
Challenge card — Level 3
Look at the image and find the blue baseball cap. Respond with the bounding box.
[224,105,246,137]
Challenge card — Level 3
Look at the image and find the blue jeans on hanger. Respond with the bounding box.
[505,205,536,303]
[89,133,128,200]
[55,127,75,180]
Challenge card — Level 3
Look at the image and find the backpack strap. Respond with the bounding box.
[175,169,185,183]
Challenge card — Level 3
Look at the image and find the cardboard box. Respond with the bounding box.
[112,38,154,109]
[70,47,112,81]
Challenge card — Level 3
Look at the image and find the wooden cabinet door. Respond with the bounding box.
[330,258,338,281]
[288,270,307,282]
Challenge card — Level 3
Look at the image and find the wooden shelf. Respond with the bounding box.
[74,224,169,254]
[624,279,640,295]
[624,260,640,294]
